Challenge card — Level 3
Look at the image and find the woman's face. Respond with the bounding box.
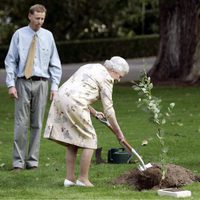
[109,70,125,82]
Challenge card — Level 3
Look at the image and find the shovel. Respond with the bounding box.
[96,117,152,171]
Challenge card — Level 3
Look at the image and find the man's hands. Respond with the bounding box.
[8,87,18,99]
[50,90,57,101]
[8,88,57,101]
[8,87,57,101]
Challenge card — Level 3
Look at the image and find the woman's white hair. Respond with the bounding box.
[104,56,129,75]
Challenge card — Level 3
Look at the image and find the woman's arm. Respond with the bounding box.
[88,105,97,116]
[107,112,125,142]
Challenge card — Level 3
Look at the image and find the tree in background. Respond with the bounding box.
[149,0,200,83]
[0,0,158,44]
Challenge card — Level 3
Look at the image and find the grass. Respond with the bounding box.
[1,84,200,199]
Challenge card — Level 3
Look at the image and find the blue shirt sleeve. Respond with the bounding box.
[4,31,19,87]
[4,26,62,90]
[48,34,62,91]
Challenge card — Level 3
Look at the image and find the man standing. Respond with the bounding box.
[5,4,62,170]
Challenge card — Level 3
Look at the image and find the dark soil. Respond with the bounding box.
[113,163,200,191]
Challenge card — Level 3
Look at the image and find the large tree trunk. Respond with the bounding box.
[149,0,200,83]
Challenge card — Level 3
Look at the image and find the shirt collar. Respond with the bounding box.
[27,25,41,36]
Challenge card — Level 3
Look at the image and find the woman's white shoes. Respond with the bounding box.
[64,179,76,187]
[76,180,86,186]
[64,179,93,187]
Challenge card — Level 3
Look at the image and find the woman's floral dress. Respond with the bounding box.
[44,64,115,149]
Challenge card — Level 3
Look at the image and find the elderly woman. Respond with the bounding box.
[44,56,129,187]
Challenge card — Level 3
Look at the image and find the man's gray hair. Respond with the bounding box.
[104,56,129,75]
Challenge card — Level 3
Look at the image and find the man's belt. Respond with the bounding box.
[18,76,47,81]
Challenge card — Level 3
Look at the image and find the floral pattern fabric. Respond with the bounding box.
[44,64,114,149]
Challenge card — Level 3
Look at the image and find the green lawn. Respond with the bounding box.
[0,84,200,199]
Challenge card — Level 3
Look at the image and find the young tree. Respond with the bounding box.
[149,0,200,83]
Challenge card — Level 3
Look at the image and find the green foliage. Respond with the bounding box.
[0,45,7,68]
[56,34,159,64]
[1,84,200,199]
[133,73,175,179]
[0,0,159,45]
[0,34,159,68]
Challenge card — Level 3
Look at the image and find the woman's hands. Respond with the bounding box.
[116,133,125,143]
[113,129,125,143]
[88,106,105,119]
[89,105,125,143]
[106,117,125,143]
[95,111,105,120]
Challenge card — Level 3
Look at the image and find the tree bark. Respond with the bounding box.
[149,0,200,83]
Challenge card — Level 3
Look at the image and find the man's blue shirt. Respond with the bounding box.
[5,26,62,90]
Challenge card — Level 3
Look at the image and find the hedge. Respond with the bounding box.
[0,34,159,68]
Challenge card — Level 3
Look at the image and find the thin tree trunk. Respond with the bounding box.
[149,0,200,83]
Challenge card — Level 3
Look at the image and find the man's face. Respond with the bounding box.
[28,11,46,31]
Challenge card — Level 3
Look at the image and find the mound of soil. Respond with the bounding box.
[113,164,200,191]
